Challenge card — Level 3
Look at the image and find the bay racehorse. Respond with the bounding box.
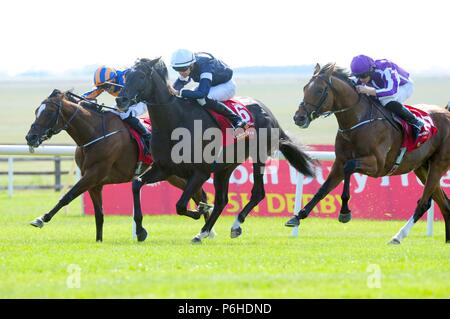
[25,89,213,242]
[116,58,316,243]
[285,63,450,244]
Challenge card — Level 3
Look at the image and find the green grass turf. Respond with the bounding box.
[0,191,448,298]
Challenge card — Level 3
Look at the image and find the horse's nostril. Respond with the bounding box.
[26,134,37,144]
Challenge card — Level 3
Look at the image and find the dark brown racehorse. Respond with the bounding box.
[285,63,450,244]
[25,89,212,242]
[116,58,316,243]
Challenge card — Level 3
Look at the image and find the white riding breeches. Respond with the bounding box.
[203,79,236,102]
[379,81,414,106]
[115,101,148,120]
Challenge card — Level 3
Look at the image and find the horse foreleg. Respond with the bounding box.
[139,163,169,184]
[285,160,345,227]
[339,156,378,223]
[30,165,107,228]
[231,163,266,238]
[166,175,203,220]
[131,178,148,242]
[192,167,235,244]
[88,186,104,242]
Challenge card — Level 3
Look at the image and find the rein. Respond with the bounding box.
[302,75,390,133]
[41,96,123,148]
[45,99,80,137]
[303,76,361,120]
[65,91,117,111]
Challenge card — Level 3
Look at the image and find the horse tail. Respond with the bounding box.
[278,136,317,178]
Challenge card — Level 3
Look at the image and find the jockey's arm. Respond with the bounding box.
[173,76,190,91]
[82,87,104,101]
[375,68,400,98]
[180,73,212,99]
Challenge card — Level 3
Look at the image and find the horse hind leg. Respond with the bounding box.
[431,188,450,243]
[390,163,449,244]
[231,163,266,239]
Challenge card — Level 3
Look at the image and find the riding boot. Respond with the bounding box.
[385,101,424,142]
[200,98,248,130]
[123,116,152,155]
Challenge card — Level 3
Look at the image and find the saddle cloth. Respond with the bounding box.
[206,96,257,146]
[393,105,438,152]
[125,117,153,165]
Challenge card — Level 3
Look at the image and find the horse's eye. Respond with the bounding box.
[316,89,323,96]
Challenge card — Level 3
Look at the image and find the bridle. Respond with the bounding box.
[33,98,80,141]
[301,75,361,121]
[300,74,389,133]
[123,67,154,106]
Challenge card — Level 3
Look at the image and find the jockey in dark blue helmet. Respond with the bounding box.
[350,54,424,142]
[168,49,248,130]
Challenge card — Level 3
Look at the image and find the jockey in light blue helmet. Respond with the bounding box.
[168,49,248,131]
[350,54,424,142]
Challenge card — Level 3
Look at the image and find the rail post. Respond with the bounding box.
[54,156,62,191]
[8,157,14,197]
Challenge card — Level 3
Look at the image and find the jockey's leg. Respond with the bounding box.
[197,97,248,130]
[123,115,152,154]
[385,101,424,142]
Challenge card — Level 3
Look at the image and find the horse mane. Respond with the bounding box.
[319,63,355,87]
[62,91,79,104]
[133,57,168,83]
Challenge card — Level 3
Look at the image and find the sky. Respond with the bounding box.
[1,0,450,76]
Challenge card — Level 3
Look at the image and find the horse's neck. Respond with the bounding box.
[148,74,181,132]
[332,77,371,130]
[62,101,102,146]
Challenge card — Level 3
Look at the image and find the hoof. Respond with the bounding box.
[199,203,214,215]
[388,238,401,245]
[208,230,217,239]
[96,239,103,243]
[230,227,242,239]
[137,229,148,242]
[191,237,202,245]
[30,218,44,228]
[338,212,352,223]
[285,216,300,227]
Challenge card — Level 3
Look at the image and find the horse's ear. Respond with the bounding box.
[49,89,61,98]
[150,56,162,67]
[324,63,336,79]
[313,63,321,76]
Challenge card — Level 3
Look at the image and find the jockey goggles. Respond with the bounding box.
[173,65,191,72]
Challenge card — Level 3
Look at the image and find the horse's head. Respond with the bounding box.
[116,57,164,111]
[25,89,68,148]
[294,63,337,128]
